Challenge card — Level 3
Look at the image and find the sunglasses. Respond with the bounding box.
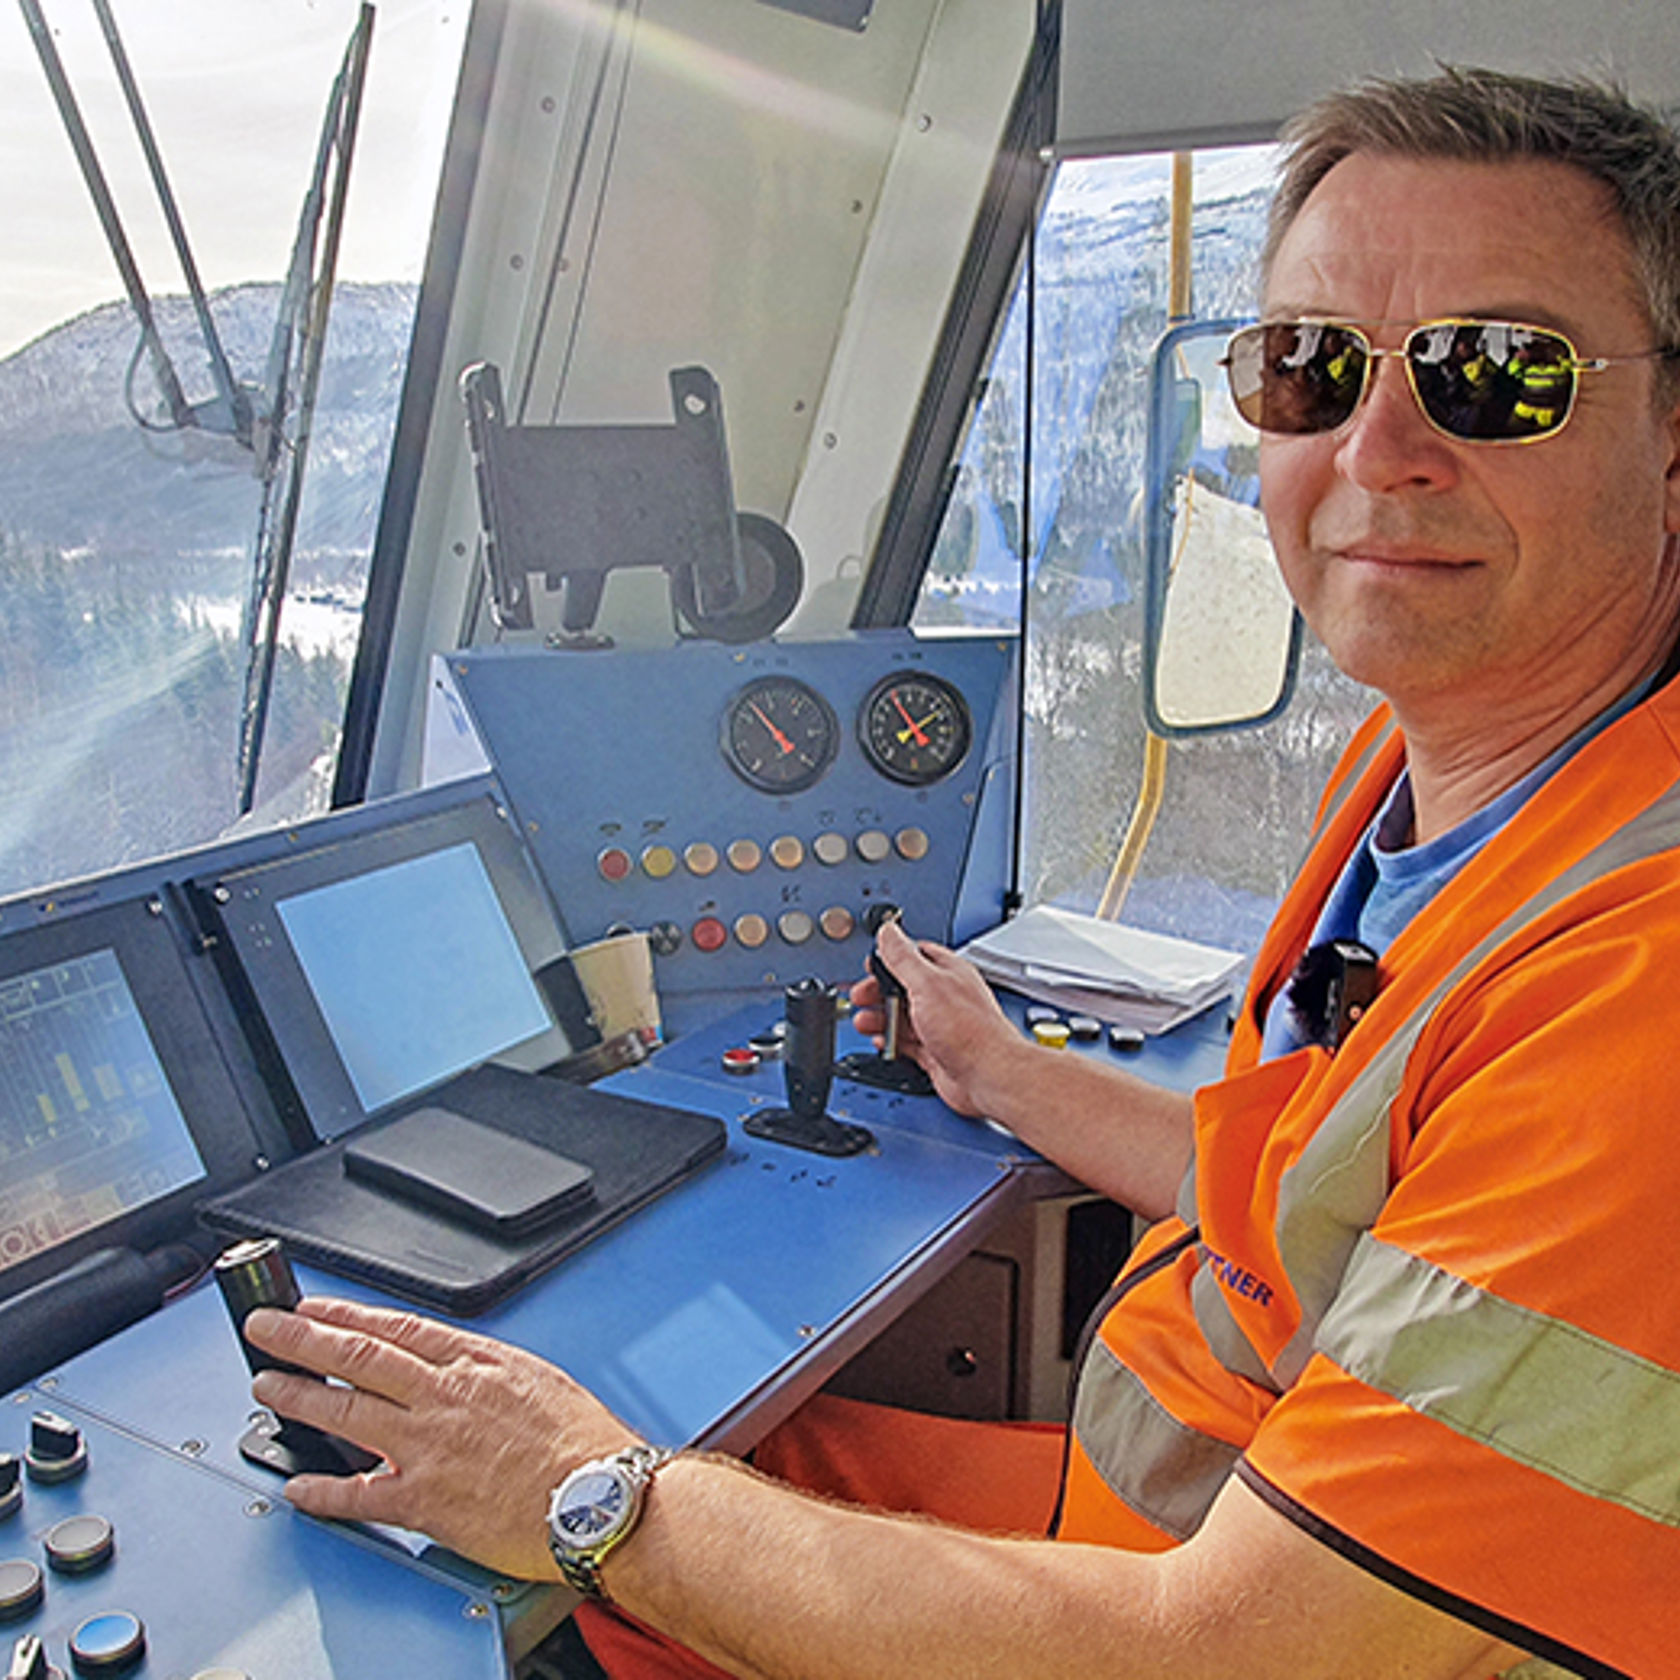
[1222,318,1673,444]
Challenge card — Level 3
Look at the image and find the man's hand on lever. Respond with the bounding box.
[243,1297,635,1581]
[848,918,1025,1117]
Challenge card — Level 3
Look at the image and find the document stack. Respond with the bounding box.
[960,904,1245,1035]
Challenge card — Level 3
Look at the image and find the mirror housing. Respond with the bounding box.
[1142,318,1300,737]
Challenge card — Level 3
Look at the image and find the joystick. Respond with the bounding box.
[213,1239,379,1480]
[834,905,934,1096]
[742,979,874,1157]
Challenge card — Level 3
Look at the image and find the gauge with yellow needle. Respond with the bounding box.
[858,671,971,786]
[722,676,840,793]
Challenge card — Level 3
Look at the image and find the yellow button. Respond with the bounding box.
[728,839,763,873]
[778,910,815,945]
[819,906,855,941]
[640,844,678,879]
[855,829,891,864]
[769,835,805,870]
[733,913,770,949]
[813,832,849,866]
[1032,1020,1070,1049]
[684,841,720,877]
[894,826,930,862]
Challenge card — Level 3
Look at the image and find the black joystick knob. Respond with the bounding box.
[833,905,935,1097]
[783,976,838,1122]
[213,1239,379,1480]
[0,1456,20,1521]
[24,1413,86,1486]
[741,979,874,1157]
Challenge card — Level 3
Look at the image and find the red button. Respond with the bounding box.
[597,847,633,883]
[691,916,728,953]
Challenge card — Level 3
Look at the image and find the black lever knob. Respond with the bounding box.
[24,1412,86,1485]
[213,1238,306,1380]
[864,903,907,1059]
[0,1455,20,1520]
[782,977,837,1122]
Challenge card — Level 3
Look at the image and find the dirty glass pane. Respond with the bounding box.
[917,144,1374,953]
[0,0,468,899]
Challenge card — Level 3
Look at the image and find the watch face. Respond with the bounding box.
[554,1466,632,1548]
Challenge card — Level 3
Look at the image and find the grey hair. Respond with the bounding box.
[1266,67,1680,382]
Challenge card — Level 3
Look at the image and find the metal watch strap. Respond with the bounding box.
[551,1444,673,1601]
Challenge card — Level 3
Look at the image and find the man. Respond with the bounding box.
[245,68,1680,1678]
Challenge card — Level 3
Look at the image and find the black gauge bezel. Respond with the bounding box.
[721,675,840,794]
[858,671,972,787]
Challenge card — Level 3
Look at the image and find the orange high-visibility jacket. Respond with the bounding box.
[1060,687,1680,1678]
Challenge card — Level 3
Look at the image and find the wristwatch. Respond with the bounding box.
[546,1443,674,1599]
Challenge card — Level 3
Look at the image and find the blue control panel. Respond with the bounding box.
[431,633,1017,1020]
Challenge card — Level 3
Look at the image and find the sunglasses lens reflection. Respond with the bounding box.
[1224,320,1579,442]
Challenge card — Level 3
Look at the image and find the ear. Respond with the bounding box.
[1665,391,1680,536]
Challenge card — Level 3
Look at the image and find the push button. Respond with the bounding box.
[683,841,720,877]
[819,907,854,941]
[45,1516,114,1576]
[596,847,633,883]
[812,832,849,866]
[769,835,804,870]
[691,917,729,953]
[855,829,891,864]
[0,1559,43,1623]
[894,826,930,861]
[777,911,815,945]
[639,844,678,880]
[733,914,769,950]
[68,1610,145,1675]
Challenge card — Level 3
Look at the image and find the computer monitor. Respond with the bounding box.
[0,896,280,1301]
[198,795,575,1140]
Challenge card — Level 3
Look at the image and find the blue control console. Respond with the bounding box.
[431,632,1017,1023]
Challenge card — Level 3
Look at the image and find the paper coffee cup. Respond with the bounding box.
[570,930,662,1048]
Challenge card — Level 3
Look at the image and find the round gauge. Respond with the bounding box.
[859,671,972,786]
[722,676,840,794]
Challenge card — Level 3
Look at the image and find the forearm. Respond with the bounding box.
[602,1457,1509,1680]
[604,1453,1155,1680]
[964,1036,1195,1220]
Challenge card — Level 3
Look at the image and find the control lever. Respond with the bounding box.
[214,1238,380,1479]
[742,978,874,1157]
[835,904,934,1096]
[8,1635,59,1680]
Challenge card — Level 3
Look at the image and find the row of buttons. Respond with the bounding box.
[598,826,930,884]
[662,905,861,956]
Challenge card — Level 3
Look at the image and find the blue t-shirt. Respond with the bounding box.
[1261,683,1652,1059]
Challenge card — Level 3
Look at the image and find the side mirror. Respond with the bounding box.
[1142,319,1299,736]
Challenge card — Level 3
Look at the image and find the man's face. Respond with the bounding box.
[1259,152,1680,719]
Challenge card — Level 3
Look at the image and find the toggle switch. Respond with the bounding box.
[8,1633,62,1680]
[24,1414,86,1486]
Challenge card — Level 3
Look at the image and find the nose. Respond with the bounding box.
[1333,349,1461,494]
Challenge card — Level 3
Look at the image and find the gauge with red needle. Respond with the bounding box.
[722,676,840,793]
[859,671,971,786]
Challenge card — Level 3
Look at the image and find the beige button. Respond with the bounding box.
[640,844,678,879]
[733,913,770,949]
[819,906,855,941]
[894,826,930,862]
[812,831,850,866]
[769,835,805,870]
[855,829,891,864]
[684,841,720,877]
[727,838,763,873]
[778,910,815,945]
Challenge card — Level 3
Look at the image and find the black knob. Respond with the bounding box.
[783,978,837,1122]
[24,1414,86,1485]
[0,1457,20,1521]
[214,1238,305,1379]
